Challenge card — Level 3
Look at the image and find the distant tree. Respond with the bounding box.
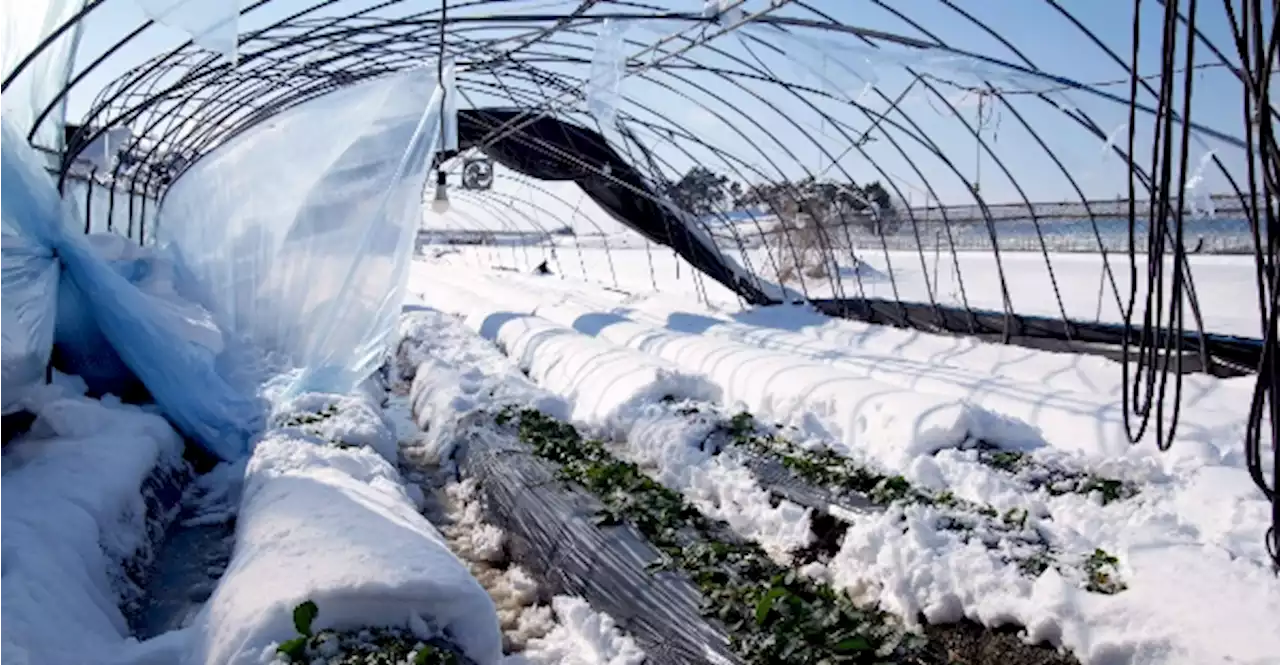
[746,178,902,284]
[727,180,744,207]
[664,166,731,217]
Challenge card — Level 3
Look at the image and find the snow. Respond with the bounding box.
[189,392,503,665]
[404,287,812,561]
[424,242,1266,339]
[398,308,569,463]
[407,256,1280,665]
[414,265,1021,471]
[510,596,646,665]
[619,405,815,561]
[396,308,648,665]
[269,392,399,464]
[1,380,187,665]
[465,309,720,429]
[4,166,1272,665]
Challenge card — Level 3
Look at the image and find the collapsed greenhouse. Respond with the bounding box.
[1,1,1277,664]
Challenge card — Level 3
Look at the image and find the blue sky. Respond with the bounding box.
[62,0,1265,206]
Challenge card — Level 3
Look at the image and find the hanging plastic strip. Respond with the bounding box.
[442,56,459,153]
[134,0,241,65]
[586,18,631,128]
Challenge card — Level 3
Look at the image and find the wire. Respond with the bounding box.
[1220,0,1280,571]
[1120,0,1279,570]
[922,61,1262,99]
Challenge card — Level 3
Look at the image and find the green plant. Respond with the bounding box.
[275,601,458,665]
[1083,548,1127,595]
[278,405,340,429]
[975,448,1137,506]
[276,600,319,661]
[718,411,1128,593]
[499,406,922,664]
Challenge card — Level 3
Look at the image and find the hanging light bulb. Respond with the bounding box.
[429,169,450,213]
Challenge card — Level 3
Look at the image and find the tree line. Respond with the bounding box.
[660,166,902,235]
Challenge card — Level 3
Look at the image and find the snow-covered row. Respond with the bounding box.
[415,257,1262,422]
[617,406,815,562]
[408,288,815,562]
[1,377,188,665]
[466,310,720,430]
[415,267,1038,471]
[395,307,569,463]
[184,390,503,665]
[413,281,721,430]
[424,265,1268,483]
[396,308,649,665]
[409,263,1280,665]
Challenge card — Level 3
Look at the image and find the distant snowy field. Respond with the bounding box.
[424,240,1265,339]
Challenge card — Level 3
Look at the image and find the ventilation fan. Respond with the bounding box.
[461,157,494,190]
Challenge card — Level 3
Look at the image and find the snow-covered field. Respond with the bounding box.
[402,252,1278,665]
[428,242,1265,339]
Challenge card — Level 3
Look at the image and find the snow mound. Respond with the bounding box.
[398,308,568,463]
[191,394,502,665]
[465,308,721,431]
[1,384,187,665]
[509,596,647,665]
[270,392,399,463]
[532,299,1007,471]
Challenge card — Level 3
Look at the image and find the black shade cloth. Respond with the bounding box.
[457,109,770,304]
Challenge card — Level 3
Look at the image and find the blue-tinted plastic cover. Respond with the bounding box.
[1,118,264,459]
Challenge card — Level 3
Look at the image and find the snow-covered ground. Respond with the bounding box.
[396,308,651,664]
[2,376,187,665]
[427,241,1265,340]
[405,254,1279,665]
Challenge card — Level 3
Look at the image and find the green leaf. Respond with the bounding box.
[292,600,319,636]
[754,587,787,624]
[413,644,436,664]
[834,636,871,652]
[276,636,307,662]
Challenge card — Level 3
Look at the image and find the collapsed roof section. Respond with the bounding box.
[457,108,778,303]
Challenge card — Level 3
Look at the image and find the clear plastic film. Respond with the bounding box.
[736,25,880,105]
[442,57,459,153]
[0,231,59,415]
[1,0,88,153]
[587,18,631,127]
[134,0,241,64]
[156,67,447,398]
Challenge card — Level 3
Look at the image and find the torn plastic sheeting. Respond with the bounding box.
[51,234,226,401]
[736,24,879,104]
[587,18,630,127]
[0,233,59,415]
[156,66,448,399]
[134,0,241,64]
[1,119,264,460]
[442,58,459,153]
